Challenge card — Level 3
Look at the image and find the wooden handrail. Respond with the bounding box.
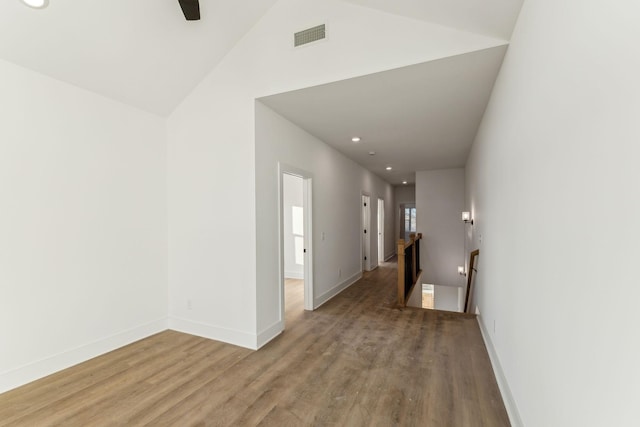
[464,249,480,313]
[397,239,406,306]
[397,233,422,307]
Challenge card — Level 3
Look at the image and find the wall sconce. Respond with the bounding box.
[462,211,473,225]
[458,266,466,276]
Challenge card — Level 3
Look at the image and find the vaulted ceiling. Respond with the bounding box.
[258,1,523,184]
[342,0,523,40]
[1,0,524,181]
[1,0,522,116]
[0,0,278,116]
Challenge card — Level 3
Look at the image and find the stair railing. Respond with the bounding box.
[397,233,422,307]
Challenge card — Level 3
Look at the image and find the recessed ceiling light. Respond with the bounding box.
[386,166,392,171]
[351,137,361,143]
[20,0,49,9]
[368,151,376,156]
[402,181,408,185]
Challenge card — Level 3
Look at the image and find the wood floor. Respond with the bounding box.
[0,262,509,426]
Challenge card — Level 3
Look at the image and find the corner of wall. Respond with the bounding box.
[256,321,284,349]
[0,318,169,394]
[314,271,362,309]
[168,317,258,350]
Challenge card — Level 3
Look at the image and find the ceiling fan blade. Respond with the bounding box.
[178,0,200,21]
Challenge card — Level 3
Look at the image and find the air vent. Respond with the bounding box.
[294,24,326,47]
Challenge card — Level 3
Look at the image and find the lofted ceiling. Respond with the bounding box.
[1,0,524,181]
[342,0,523,40]
[256,0,523,184]
[0,0,278,116]
[259,46,507,185]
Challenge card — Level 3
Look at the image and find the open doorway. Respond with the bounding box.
[280,167,313,329]
[377,198,385,263]
[362,194,371,271]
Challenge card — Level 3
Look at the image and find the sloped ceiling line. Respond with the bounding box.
[0,0,522,116]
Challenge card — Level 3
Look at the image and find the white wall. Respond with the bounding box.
[395,184,416,206]
[465,0,640,425]
[167,0,505,349]
[0,59,167,393]
[256,102,394,342]
[434,285,460,312]
[283,174,304,279]
[416,169,465,287]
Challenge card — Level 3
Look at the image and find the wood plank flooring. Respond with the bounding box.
[0,262,510,426]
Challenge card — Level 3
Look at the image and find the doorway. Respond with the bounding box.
[377,198,385,263]
[362,194,371,271]
[280,166,314,329]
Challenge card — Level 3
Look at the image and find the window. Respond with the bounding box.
[404,207,416,233]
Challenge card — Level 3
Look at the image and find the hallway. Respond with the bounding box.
[0,262,508,426]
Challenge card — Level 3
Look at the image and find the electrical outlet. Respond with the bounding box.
[187,299,192,310]
[493,319,496,334]
[339,268,342,277]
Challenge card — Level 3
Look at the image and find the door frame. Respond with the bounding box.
[279,164,314,327]
[377,197,385,263]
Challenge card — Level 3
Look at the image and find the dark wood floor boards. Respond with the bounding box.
[0,262,510,426]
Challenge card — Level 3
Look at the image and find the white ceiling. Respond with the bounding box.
[259,46,507,185]
[0,0,277,116]
[1,0,523,182]
[342,0,524,40]
[0,0,522,118]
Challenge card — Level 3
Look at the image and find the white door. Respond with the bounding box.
[362,194,371,271]
[377,198,385,263]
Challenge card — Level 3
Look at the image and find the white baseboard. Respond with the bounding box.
[169,316,257,350]
[384,252,396,262]
[476,316,523,427]
[256,320,283,349]
[314,271,362,309]
[0,317,168,394]
[284,271,304,280]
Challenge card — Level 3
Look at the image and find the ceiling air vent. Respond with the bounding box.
[294,24,326,47]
